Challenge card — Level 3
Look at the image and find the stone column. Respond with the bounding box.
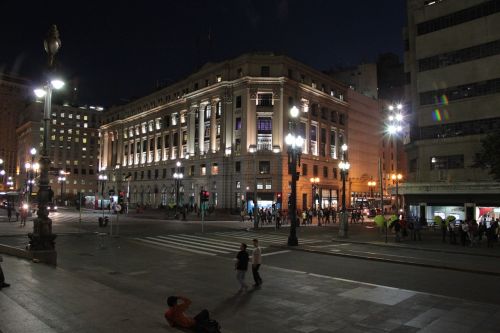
[199,103,205,154]
[211,100,217,153]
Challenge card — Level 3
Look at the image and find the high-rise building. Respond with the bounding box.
[99,53,381,211]
[16,102,102,203]
[0,74,31,190]
[403,0,500,221]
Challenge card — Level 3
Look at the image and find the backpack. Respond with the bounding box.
[196,319,221,333]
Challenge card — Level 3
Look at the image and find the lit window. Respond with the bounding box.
[59,136,64,141]
[84,123,88,128]
[74,160,78,165]
[76,114,80,120]
[52,119,57,125]
[68,114,73,119]
[60,113,65,118]
[212,163,219,175]
[83,138,87,144]
[83,115,88,120]
[236,181,241,189]
[201,164,206,176]
[75,138,79,142]
[216,75,222,82]
[51,135,56,141]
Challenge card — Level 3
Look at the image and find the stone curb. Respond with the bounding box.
[273,245,500,277]
[330,238,500,258]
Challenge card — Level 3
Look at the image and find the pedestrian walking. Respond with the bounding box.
[251,239,263,287]
[7,205,12,222]
[20,205,28,227]
[0,256,10,290]
[235,243,249,292]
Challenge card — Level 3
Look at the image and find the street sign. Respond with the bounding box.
[115,204,122,212]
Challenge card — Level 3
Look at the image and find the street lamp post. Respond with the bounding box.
[58,171,66,205]
[98,174,108,220]
[391,173,403,214]
[338,144,350,238]
[173,161,183,218]
[28,25,64,256]
[285,106,304,246]
[387,103,405,215]
[310,177,320,209]
[0,158,5,188]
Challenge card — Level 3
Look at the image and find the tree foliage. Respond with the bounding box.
[475,130,500,181]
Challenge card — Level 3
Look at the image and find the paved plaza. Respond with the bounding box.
[1,208,500,332]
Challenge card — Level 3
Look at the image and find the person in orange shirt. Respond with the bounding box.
[164,296,209,329]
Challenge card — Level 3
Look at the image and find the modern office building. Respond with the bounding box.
[0,74,31,190]
[403,0,500,221]
[16,102,102,203]
[99,53,380,211]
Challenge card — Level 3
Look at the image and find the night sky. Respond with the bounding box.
[1,1,406,107]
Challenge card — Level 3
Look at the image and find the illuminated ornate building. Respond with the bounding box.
[99,53,379,211]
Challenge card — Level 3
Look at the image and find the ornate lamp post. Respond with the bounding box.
[310,177,320,209]
[29,25,63,256]
[338,144,350,238]
[285,106,304,246]
[173,160,183,217]
[58,170,67,205]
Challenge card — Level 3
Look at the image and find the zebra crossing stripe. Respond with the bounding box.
[176,234,245,247]
[145,236,229,254]
[213,231,321,244]
[135,238,216,256]
[159,235,241,251]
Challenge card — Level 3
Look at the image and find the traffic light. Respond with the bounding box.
[200,190,210,202]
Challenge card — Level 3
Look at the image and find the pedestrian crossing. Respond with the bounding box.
[211,231,321,245]
[132,230,322,256]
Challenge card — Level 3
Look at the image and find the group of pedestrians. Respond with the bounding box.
[6,204,28,227]
[298,207,338,226]
[442,217,499,248]
[235,238,262,292]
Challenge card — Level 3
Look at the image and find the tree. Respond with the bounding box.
[475,130,500,181]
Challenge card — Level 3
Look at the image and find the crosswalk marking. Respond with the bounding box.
[137,238,217,256]
[146,236,229,254]
[134,233,260,256]
[133,231,322,256]
[211,231,321,244]
[156,235,240,252]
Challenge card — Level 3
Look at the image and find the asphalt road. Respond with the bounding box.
[3,208,500,306]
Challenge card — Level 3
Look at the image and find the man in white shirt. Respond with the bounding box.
[251,238,263,287]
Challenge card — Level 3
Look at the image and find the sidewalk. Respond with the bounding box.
[2,235,500,333]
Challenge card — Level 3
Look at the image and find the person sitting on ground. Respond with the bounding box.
[165,295,210,330]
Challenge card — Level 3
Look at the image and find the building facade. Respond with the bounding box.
[403,0,500,221]
[99,53,366,211]
[0,74,31,191]
[16,102,102,203]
